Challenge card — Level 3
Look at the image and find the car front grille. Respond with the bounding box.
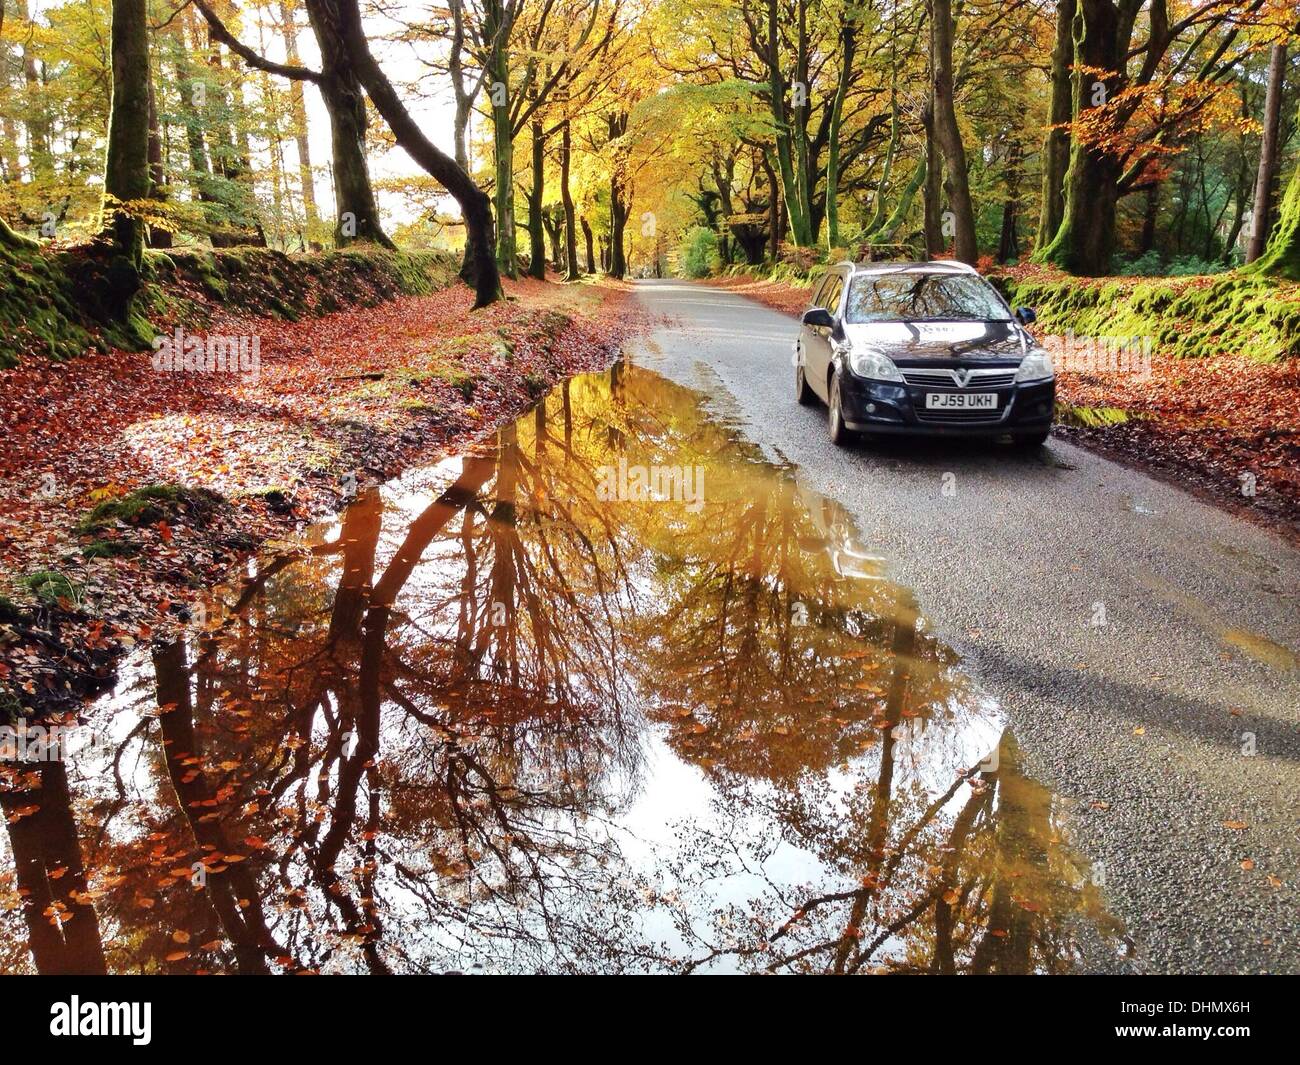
[914,407,1007,423]
[901,368,1018,388]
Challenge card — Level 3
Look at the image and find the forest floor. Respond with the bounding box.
[708,270,1300,541]
[0,276,641,717]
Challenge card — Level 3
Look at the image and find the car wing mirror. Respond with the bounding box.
[802,307,835,329]
[1015,306,1037,325]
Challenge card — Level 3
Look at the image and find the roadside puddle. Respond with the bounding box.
[0,363,1127,974]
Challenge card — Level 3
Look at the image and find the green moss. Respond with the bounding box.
[76,483,225,534]
[994,272,1300,363]
[20,570,82,606]
[81,538,140,559]
[1,243,460,368]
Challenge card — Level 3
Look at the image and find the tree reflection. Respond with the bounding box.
[0,365,1123,974]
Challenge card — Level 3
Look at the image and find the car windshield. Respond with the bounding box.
[844,273,1011,324]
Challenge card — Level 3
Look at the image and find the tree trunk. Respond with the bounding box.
[930,0,978,264]
[102,0,152,265]
[763,153,780,261]
[485,1,517,277]
[1139,181,1159,254]
[304,0,393,248]
[1035,0,1123,275]
[1035,0,1076,253]
[448,0,473,172]
[146,64,172,248]
[527,118,546,280]
[824,14,856,249]
[280,0,320,236]
[997,140,1022,263]
[1248,100,1300,280]
[607,111,628,279]
[581,216,595,273]
[1246,43,1287,263]
[764,0,813,245]
[922,101,944,256]
[561,121,579,280]
[329,0,501,304]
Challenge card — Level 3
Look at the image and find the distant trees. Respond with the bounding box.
[0,0,1296,286]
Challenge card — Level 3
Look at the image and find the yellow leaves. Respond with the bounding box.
[1222,820,1249,831]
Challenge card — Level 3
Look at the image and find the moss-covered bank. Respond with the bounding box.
[0,242,461,368]
[990,272,1300,363]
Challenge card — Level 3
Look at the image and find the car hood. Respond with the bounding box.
[842,319,1027,362]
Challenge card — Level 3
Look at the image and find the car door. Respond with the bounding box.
[805,272,842,401]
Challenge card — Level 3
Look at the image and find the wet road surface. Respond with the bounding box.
[627,279,1300,974]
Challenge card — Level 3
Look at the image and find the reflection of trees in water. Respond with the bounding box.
[1,365,1118,974]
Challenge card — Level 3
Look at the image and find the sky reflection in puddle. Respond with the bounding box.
[0,364,1125,974]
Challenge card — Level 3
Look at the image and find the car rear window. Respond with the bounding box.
[845,273,1010,323]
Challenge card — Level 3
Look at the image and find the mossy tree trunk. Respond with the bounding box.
[931,0,978,264]
[1035,0,1076,254]
[763,0,814,246]
[1247,101,1300,280]
[1034,0,1125,275]
[102,0,151,266]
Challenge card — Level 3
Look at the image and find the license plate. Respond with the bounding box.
[925,392,998,410]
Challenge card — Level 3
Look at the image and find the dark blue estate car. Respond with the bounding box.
[794,260,1055,447]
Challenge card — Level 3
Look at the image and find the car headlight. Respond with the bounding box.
[1015,350,1054,382]
[844,345,904,383]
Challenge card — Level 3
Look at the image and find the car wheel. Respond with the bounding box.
[1013,429,1050,448]
[828,373,856,447]
[795,361,816,406]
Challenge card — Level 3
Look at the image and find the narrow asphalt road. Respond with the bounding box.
[627,278,1300,974]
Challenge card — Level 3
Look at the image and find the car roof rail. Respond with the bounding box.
[930,258,979,274]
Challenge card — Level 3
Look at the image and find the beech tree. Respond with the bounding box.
[195,0,391,247]
[102,0,151,265]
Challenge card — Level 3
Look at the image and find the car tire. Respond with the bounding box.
[795,361,816,406]
[828,374,856,447]
[1013,429,1050,448]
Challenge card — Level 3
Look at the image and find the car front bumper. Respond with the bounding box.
[838,374,1056,437]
